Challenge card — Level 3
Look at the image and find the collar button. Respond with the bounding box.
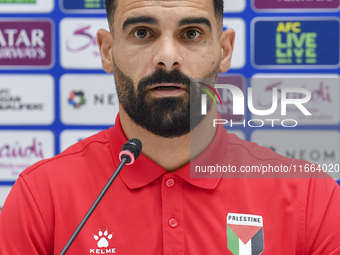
[165,178,175,187]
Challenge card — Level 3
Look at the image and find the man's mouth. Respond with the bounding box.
[152,86,182,90]
[149,83,188,96]
[149,83,187,90]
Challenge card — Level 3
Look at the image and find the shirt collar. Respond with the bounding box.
[110,114,229,190]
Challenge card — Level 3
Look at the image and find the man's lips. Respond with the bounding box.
[148,83,188,96]
[149,83,188,91]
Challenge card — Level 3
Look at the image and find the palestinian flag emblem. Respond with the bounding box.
[227,213,264,255]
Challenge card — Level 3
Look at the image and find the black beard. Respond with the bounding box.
[113,62,217,138]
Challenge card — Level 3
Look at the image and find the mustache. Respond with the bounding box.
[137,69,193,90]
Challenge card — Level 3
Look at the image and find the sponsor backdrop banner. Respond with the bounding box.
[0,131,54,181]
[250,74,340,125]
[0,19,54,68]
[0,75,55,125]
[253,0,340,11]
[0,0,54,13]
[60,18,109,69]
[60,74,119,125]
[61,0,105,12]
[252,18,340,68]
[0,0,339,206]
[251,130,340,180]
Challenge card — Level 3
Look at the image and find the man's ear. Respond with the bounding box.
[219,28,235,73]
[97,29,114,74]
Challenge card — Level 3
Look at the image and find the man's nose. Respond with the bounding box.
[152,35,183,72]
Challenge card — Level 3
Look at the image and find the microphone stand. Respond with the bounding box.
[59,157,128,255]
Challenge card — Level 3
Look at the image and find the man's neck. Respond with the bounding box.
[119,106,217,172]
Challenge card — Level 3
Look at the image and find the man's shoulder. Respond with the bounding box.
[20,129,112,179]
[227,131,306,166]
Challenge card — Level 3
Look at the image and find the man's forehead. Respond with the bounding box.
[114,0,215,19]
[113,0,216,30]
[116,0,213,9]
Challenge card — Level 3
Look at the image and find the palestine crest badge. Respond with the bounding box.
[227,213,264,255]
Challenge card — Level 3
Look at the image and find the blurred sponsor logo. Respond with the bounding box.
[0,75,54,125]
[0,0,54,13]
[60,74,119,125]
[61,0,105,12]
[252,18,340,68]
[68,90,86,109]
[0,131,54,181]
[251,74,340,125]
[0,0,35,3]
[60,18,108,69]
[0,88,43,110]
[251,130,340,179]
[253,0,340,11]
[0,20,53,68]
[224,0,246,12]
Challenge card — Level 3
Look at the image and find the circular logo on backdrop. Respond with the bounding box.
[68,90,86,109]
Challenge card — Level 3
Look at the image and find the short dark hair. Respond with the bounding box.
[105,0,223,26]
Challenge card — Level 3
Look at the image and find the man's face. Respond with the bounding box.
[98,0,234,137]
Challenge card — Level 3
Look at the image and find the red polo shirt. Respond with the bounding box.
[1,115,340,255]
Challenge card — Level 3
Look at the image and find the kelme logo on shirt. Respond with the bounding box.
[90,229,116,254]
[227,213,264,255]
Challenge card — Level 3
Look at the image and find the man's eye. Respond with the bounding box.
[184,30,201,40]
[133,29,150,39]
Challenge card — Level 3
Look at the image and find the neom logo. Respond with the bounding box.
[0,138,44,159]
[68,90,86,109]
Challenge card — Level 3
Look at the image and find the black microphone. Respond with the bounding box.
[119,138,143,165]
[60,138,142,255]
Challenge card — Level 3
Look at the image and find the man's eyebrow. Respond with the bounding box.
[178,17,212,30]
[122,16,159,31]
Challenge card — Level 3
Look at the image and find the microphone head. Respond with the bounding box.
[122,138,142,159]
[119,138,143,165]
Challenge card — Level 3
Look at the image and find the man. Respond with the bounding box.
[1,0,340,254]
